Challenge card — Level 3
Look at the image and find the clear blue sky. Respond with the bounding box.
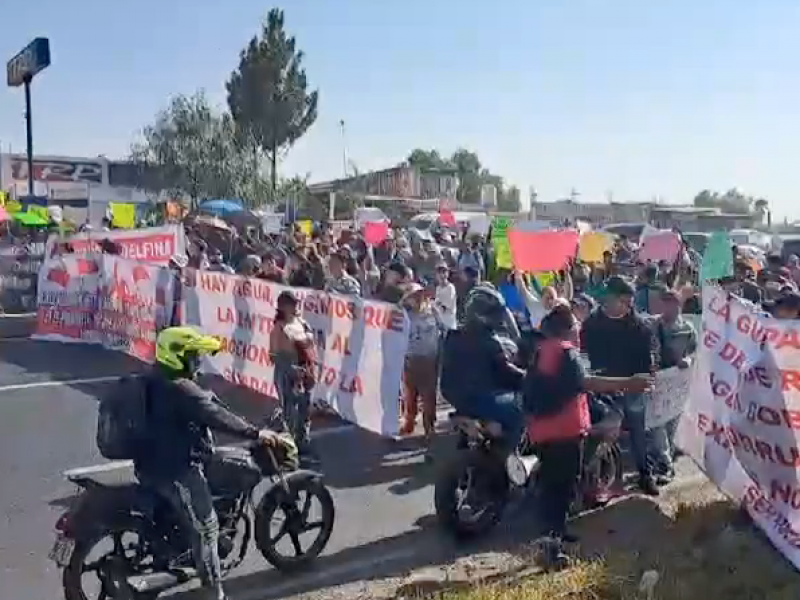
[2,1,800,218]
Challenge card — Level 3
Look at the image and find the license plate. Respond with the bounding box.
[49,536,75,567]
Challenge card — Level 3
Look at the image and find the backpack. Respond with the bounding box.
[96,376,151,460]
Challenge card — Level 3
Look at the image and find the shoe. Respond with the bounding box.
[638,475,660,497]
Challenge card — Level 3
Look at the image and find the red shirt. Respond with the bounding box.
[525,339,590,444]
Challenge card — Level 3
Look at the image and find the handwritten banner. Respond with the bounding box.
[45,224,186,265]
[32,253,176,362]
[0,240,46,313]
[678,285,800,571]
[180,271,409,436]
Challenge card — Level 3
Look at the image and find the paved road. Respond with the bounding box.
[0,338,705,600]
[0,339,460,600]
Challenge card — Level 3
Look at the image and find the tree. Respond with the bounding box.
[692,188,765,215]
[131,92,268,207]
[405,147,510,206]
[498,185,521,212]
[227,8,319,194]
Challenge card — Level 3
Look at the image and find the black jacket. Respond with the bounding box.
[440,326,524,405]
[134,369,260,481]
[580,308,657,377]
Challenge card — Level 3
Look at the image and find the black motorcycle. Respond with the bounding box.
[434,396,624,539]
[50,440,335,600]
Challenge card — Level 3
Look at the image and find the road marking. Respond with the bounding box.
[0,375,126,392]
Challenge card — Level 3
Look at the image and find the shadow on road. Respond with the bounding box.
[171,494,675,600]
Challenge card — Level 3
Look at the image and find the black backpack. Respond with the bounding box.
[96,376,151,460]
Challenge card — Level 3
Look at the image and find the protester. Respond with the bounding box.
[399,284,442,450]
[269,291,318,465]
[325,253,361,296]
[433,263,458,331]
[581,276,660,496]
[647,288,697,484]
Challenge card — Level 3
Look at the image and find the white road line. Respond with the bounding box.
[0,375,126,392]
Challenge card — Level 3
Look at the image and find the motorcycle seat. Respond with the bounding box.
[449,411,504,439]
[64,460,138,489]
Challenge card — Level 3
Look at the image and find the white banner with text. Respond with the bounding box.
[180,270,409,436]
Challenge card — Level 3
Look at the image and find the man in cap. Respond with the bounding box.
[581,276,660,496]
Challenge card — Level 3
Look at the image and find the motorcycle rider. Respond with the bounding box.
[134,326,283,600]
[440,284,526,448]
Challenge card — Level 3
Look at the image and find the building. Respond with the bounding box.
[531,198,650,225]
[531,198,756,231]
[0,153,163,225]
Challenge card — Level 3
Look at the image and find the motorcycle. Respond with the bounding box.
[434,395,624,539]
[50,439,335,600]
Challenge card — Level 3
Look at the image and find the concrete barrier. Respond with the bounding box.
[0,313,37,338]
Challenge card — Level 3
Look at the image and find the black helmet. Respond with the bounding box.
[464,283,507,329]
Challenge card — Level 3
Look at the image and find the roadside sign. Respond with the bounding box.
[7,38,51,87]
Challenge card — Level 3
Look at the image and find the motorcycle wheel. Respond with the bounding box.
[254,472,335,573]
[434,449,509,540]
[63,517,159,600]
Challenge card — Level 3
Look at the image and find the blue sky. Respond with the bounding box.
[2,1,800,218]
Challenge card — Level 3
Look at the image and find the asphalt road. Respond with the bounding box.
[0,339,463,600]
[0,338,705,600]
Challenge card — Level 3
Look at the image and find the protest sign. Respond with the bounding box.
[298,220,314,237]
[111,203,136,229]
[45,224,186,265]
[700,231,734,281]
[491,217,514,269]
[646,365,692,430]
[638,230,681,263]
[578,231,614,263]
[32,253,176,362]
[0,239,46,313]
[364,221,389,246]
[508,229,578,272]
[677,285,800,571]
[180,272,409,436]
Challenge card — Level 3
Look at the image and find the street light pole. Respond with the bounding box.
[339,119,348,178]
[24,75,34,199]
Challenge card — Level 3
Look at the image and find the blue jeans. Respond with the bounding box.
[647,416,679,475]
[147,465,224,599]
[456,391,524,449]
[618,393,650,477]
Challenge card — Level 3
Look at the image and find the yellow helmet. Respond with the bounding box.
[155,326,222,371]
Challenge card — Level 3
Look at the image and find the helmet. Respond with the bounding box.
[156,327,222,372]
[463,283,507,329]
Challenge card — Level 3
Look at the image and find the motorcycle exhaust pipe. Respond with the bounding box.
[127,569,195,595]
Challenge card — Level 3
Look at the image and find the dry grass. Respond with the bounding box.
[433,499,800,600]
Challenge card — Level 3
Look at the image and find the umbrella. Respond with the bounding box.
[13,211,50,226]
[199,198,244,216]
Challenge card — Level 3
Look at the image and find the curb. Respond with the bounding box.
[0,313,36,339]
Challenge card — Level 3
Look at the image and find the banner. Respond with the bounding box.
[678,285,800,570]
[0,239,46,313]
[45,224,186,265]
[180,271,409,436]
[32,253,176,362]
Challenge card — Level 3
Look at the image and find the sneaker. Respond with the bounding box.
[638,474,660,497]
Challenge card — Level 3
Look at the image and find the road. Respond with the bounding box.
[0,338,705,600]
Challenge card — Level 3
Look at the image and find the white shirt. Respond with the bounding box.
[434,282,458,330]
